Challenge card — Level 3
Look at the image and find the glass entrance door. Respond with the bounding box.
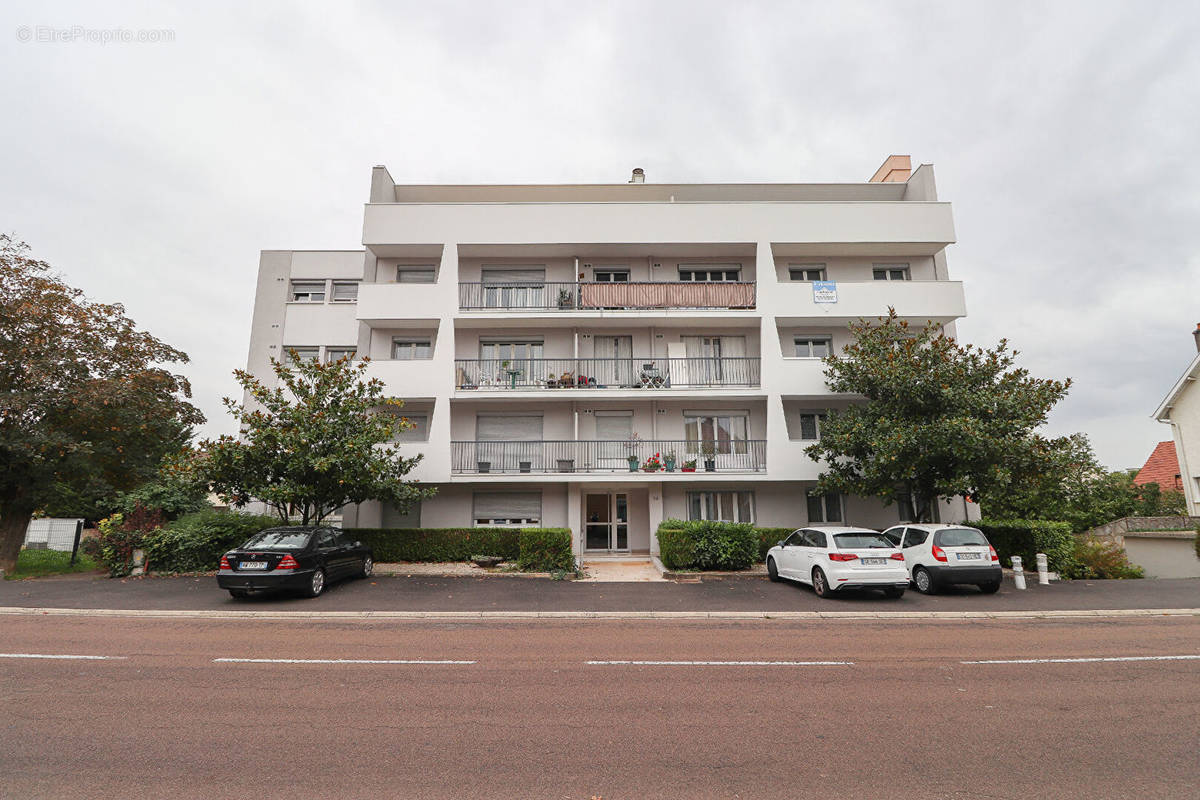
[584,492,629,551]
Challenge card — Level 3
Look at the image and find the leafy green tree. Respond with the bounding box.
[0,235,203,574]
[115,447,212,520]
[804,310,1071,522]
[202,355,434,524]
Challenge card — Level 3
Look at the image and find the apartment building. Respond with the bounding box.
[245,156,977,559]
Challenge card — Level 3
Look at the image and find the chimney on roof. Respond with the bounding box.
[869,155,912,183]
[629,167,645,184]
[1194,323,1200,352]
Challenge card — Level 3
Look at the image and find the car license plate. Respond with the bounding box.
[957,553,981,560]
[862,558,886,566]
[239,561,268,570]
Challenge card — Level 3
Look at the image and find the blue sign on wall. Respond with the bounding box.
[813,281,838,304]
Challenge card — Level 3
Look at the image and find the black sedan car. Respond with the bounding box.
[217,526,373,599]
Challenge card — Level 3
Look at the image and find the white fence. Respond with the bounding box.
[24,518,84,552]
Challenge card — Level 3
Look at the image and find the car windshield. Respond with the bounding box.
[934,528,989,547]
[240,530,312,550]
[833,533,892,549]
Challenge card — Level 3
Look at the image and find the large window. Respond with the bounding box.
[393,414,429,443]
[796,412,827,441]
[806,491,843,523]
[873,264,910,281]
[793,336,832,358]
[688,491,755,523]
[593,269,630,282]
[788,265,827,281]
[481,267,546,308]
[397,266,437,283]
[684,413,750,455]
[285,346,319,362]
[331,281,359,302]
[392,338,433,359]
[678,266,742,282]
[290,280,326,302]
[472,492,541,526]
[324,347,356,363]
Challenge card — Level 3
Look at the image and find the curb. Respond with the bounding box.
[1,606,1198,622]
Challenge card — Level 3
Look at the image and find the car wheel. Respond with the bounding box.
[812,567,832,598]
[913,566,936,594]
[360,556,374,579]
[305,568,326,598]
[767,557,781,582]
[978,581,1001,594]
[228,589,249,600]
[883,586,905,599]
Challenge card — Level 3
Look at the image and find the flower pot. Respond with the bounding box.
[665,458,676,472]
[627,457,639,472]
[681,467,696,473]
[704,459,716,472]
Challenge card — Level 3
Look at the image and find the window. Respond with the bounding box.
[807,530,828,548]
[396,267,437,283]
[593,269,630,282]
[783,530,806,547]
[285,346,319,362]
[933,528,989,547]
[331,281,359,302]
[290,280,326,302]
[324,347,356,363]
[684,413,750,455]
[472,492,541,526]
[390,413,429,442]
[797,412,826,441]
[392,338,432,359]
[481,267,546,308]
[834,532,892,549]
[687,491,755,523]
[788,265,827,281]
[678,266,741,282]
[872,265,910,281]
[902,529,929,548]
[793,336,832,358]
[882,527,905,546]
[806,491,843,523]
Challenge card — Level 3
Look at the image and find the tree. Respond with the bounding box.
[804,309,1071,522]
[202,354,434,524]
[0,235,204,574]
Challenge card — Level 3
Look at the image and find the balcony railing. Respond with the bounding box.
[451,439,767,474]
[454,357,761,390]
[458,281,756,311]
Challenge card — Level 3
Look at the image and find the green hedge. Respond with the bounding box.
[755,528,795,561]
[517,528,575,572]
[344,528,521,563]
[144,510,280,573]
[974,518,1077,576]
[656,519,759,571]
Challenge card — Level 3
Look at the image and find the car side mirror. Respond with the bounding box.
[354,541,362,548]
[776,540,785,548]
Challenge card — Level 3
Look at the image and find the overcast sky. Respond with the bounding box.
[3,1,1198,470]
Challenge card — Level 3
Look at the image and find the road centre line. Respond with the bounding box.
[961,655,1200,665]
[213,657,476,665]
[586,660,854,666]
[0,653,127,660]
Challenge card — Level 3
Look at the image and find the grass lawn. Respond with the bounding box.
[6,548,100,579]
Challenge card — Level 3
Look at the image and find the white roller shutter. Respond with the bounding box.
[481,267,546,284]
[473,492,542,521]
[476,415,543,441]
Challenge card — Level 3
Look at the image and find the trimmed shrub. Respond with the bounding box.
[86,506,166,577]
[974,518,1077,577]
[655,519,758,571]
[517,528,574,572]
[1073,536,1144,579]
[344,528,521,563]
[1195,525,1200,560]
[657,527,695,570]
[144,509,279,573]
[755,527,795,561]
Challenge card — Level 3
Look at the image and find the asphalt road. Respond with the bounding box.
[2,571,1198,612]
[2,615,1197,798]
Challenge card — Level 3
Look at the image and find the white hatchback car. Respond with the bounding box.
[766,527,909,599]
[881,524,1002,594]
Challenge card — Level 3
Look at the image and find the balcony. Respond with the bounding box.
[454,357,761,390]
[770,280,966,324]
[451,440,767,474]
[458,281,756,311]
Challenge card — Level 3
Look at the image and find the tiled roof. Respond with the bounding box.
[1134,441,1183,491]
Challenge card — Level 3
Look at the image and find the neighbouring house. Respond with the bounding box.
[243,156,979,562]
[1153,324,1200,516]
[1133,441,1183,493]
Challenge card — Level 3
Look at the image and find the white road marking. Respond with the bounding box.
[961,655,1200,665]
[0,653,127,660]
[213,658,475,664]
[586,660,854,666]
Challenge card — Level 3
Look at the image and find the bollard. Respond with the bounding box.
[1036,553,1049,585]
[1011,555,1026,590]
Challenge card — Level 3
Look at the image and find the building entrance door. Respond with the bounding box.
[584,492,629,551]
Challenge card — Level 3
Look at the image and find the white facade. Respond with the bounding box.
[1154,342,1200,517]
[245,161,977,556]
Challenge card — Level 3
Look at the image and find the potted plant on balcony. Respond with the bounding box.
[663,450,677,472]
[642,453,664,472]
[500,359,522,389]
[557,288,574,309]
[624,432,643,472]
[680,459,697,473]
[700,442,718,472]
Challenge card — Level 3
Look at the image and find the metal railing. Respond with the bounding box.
[458,281,757,310]
[451,439,767,474]
[454,357,761,390]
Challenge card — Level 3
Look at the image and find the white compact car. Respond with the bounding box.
[766,527,909,599]
[881,524,1002,594]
